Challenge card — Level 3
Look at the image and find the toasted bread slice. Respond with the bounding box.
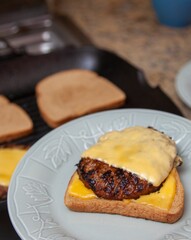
[36,69,126,128]
[64,168,184,223]
[0,96,33,143]
[0,95,10,105]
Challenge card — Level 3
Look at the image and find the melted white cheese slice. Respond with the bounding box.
[81,126,177,186]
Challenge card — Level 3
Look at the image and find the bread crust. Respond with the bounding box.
[64,169,184,223]
[0,96,33,143]
[0,95,10,105]
[36,69,126,128]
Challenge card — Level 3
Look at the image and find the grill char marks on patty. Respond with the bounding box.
[77,158,160,200]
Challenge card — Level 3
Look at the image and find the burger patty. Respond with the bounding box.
[77,158,160,200]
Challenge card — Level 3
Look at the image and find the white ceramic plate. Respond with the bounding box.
[176,61,191,108]
[8,109,191,240]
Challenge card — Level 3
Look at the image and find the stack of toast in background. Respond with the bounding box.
[0,95,33,199]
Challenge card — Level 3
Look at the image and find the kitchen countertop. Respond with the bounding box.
[50,0,191,119]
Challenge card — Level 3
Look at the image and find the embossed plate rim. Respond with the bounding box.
[8,109,191,240]
[176,60,191,108]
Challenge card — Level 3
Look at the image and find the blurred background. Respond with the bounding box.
[1,0,191,119]
[51,0,191,118]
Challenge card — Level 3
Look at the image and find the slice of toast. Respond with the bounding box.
[0,96,33,143]
[0,95,10,105]
[35,69,126,128]
[64,168,184,223]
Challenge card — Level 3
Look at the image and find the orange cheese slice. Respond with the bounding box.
[68,169,176,211]
[0,148,27,186]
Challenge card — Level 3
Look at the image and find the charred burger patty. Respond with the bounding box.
[77,158,160,200]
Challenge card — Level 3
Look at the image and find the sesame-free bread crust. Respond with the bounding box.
[64,168,184,223]
[0,96,33,143]
[36,69,126,128]
[0,95,10,105]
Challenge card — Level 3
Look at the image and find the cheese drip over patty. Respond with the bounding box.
[81,126,178,186]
